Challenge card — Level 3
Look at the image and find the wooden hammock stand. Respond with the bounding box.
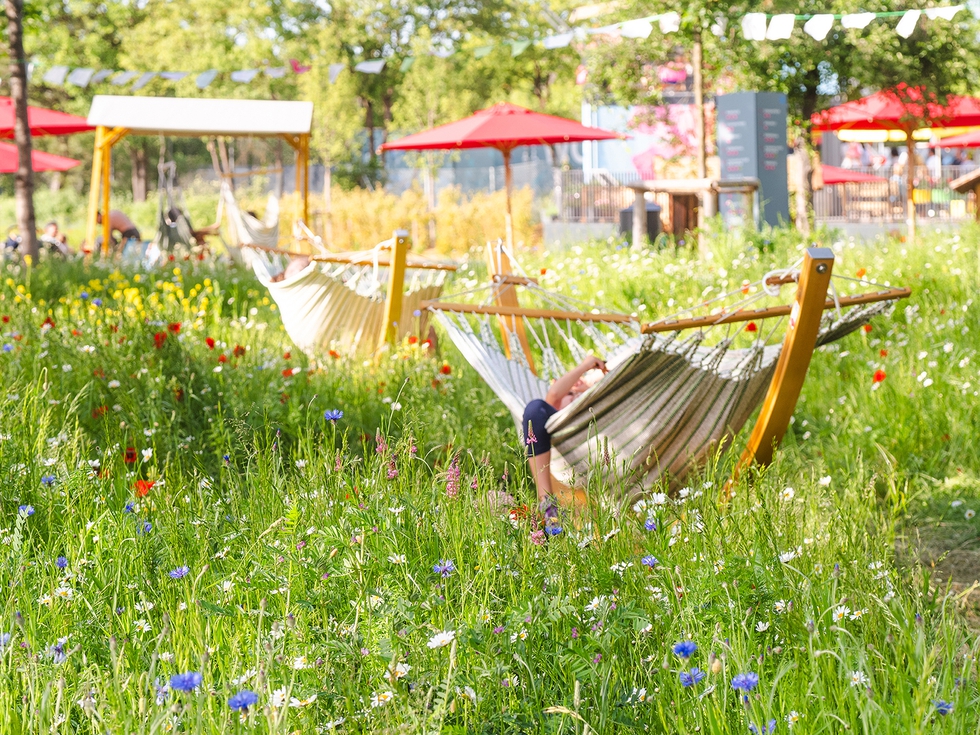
[423,243,910,477]
[243,231,457,351]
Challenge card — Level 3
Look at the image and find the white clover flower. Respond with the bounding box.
[427,630,455,649]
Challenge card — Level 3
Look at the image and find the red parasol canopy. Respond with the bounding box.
[819,165,887,185]
[380,103,621,246]
[380,102,621,152]
[0,97,94,138]
[0,141,79,172]
[933,129,980,148]
[811,86,980,133]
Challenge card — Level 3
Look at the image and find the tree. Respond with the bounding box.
[5,0,36,260]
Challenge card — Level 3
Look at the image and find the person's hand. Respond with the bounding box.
[581,355,607,373]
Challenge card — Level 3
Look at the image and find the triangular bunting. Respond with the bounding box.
[659,12,681,33]
[803,14,834,41]
[741,13,768,41]
[196,70,218,89]
[131,72,156,91]
[354,59,386,74]
[43,66,69,85]
[328,63,345,84]
[766,14,796,40]
[896,9,921,38]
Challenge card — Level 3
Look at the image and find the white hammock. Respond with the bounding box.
[245,246,447,357]
[221,180,279,249]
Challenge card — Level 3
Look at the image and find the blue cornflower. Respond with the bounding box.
[433,559,456,577]
[546,525,563,536]
[644,517,657,531]
[124,502,135,514]
[41,474,56,486]
[222,454,230,465]
[679,668,706,687]
[641,555,658,569]
[0,632,10,648]
[138,521,152,534]
[227,689,259,711]
[55,556,68,569]
[731,672,760,693]
[413,309,422,317]
[18,504,34,517]
[170,672,203,692]
[2,344,11,353]
[324,409,344,422]
[932,699,954,716]
[80,292,89,300]
[748,720,776,734]
[672,640,697,658]
[168,566,190,579]
[93,298,102,307]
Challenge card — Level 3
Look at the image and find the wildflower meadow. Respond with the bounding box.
[0,226,978,733]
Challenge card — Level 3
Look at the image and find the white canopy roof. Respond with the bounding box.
[87,95,313,137]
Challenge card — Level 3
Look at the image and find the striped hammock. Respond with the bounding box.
[433,295,890,497]
[245,246,447,357]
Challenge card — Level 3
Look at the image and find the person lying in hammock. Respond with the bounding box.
[270,255,311,282]
[523,355,606,514]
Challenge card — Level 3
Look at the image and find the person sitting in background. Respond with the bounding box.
[96,210,141,252]
[39,221,71,256]
[270,255,311,282]
[522,355,607,514]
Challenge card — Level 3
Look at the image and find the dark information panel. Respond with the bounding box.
[716,91,789,228]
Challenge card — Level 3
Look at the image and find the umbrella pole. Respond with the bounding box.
[503,148,514,250]
[906,134,916,242]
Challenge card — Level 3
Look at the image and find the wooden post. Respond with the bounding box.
[632,187,647,248]
[503,147,514,249]
[973,183,979,222]
[485,241,536,374]
[380,229,409,348]
[100,139,112,255]
[906,134,916,242]
[738,247,834,468]
[86,126,105,254]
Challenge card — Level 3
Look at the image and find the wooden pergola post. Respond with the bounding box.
[380,229,409,348]
[85,125,130,256]
[738,247,834,469]
[632,186,647,248]
[485,241,536,374]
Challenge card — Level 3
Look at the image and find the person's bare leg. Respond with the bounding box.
[528,451,553,504]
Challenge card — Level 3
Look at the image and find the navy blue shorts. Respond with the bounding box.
[522,399,557,456]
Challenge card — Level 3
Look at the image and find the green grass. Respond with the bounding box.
[0,224,978,733]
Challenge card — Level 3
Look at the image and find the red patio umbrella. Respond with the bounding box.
[0,141,79,172]
[812,85,980,238]
[819,165,887,185]
[0,97,93,137]
[380,102,621,247]
[932,129,980,148]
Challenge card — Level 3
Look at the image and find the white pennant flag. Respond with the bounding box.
[328,63,345,84]
[66,68,95,87]
[841,13,875,29]
[803,14,835,41]
[766,14,796,40]
[196,70,218,89]
[896,9,921,38]
[925,5,964,21]
[230,69,260,83]
[543,31,574,48]
[265,67,287,79]
[659,12,681,33]
[741,13,768,41]
[111,71,139,86]
[619,20,652,39]
[91,69,113,84]
[131,72,156,91]
[159,71,188,82]
[354,60,386,74]
[43,66,69,85]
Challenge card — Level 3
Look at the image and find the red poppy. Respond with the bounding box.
[880,349,888,357]
[856,268,867,278]
[540,268,547,276]
[1,315,8,323]
[508,505,530,521]
[92,405,108,419]
[408,335,418,344]
[282,368,293,378]
[110,325,119,333]
[873,369,886,383]
[280,392,289,403]
[174,387,184,402]
[118,336,126,344]
[432,378,441,389]
[205,337,216,350]
[168,254,175,262]
[11,333,20,341]
[124,447,138,463]
[745,322,758,333]
[218,354,227,363]
[134,479,154,497]
[862,324,872,333]
[283,351,291,360]
[42,316,55,328]
[233,344,246,357]
[153,332,167,349]
[71,329,81,337]
[328,350,340,359]
[93,368,105,378]
[168,322,181,333]
[440,364,452,375]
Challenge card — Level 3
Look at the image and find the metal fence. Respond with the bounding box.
[813,165,975,223]
[556,170,640,223]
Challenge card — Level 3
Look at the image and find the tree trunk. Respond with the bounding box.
[5,0,36,260]
[322,161,333,248]
[793,138,812,237]
[365,99,376,179]
[131,142,147,202]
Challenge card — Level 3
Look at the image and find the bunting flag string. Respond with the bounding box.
[31,2,978,93]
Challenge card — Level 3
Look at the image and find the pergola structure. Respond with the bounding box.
[85,95,313,254]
